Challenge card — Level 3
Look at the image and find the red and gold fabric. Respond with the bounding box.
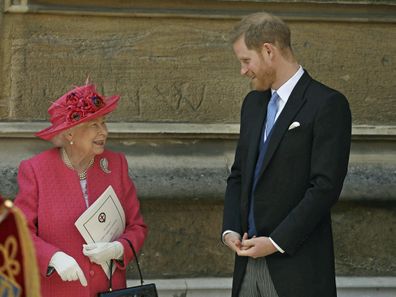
[0,196,41,297]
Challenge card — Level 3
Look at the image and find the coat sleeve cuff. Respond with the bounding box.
[222,230,241,245]
[269,237,285,253]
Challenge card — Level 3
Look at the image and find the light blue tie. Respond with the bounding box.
[248,91,280,237]
[265,91,280,139]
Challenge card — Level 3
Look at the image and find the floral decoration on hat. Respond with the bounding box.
[36,84,120,140]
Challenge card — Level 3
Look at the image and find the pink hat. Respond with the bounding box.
[36,84,120,140]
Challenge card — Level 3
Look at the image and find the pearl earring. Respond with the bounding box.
[70,140,74,145]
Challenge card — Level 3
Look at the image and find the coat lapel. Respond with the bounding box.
[257,72,312,179]
[241,91,270,221]
[245,91,271,182]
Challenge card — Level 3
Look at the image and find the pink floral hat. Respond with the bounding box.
[36,84,120,140]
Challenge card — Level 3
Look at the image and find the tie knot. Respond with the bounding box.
[270,91,279,103]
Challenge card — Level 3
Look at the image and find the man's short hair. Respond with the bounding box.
[230,12,292,51]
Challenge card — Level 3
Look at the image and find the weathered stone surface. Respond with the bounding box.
[130,200,396,278]
[0,166,18,198]
[291,21,396,125]
[342,163,396,201]
[1,135,395,201]
[333,201,396,276]
[0,4,395,125]
[133,199,232,279]
[0,14,247,122]
[0,0,6,119]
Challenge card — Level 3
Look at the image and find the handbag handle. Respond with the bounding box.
[109,238,144,291]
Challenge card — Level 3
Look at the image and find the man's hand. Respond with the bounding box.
[224,232,243,253]
[236,234,277,258]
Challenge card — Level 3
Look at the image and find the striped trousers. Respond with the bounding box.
[238,257,279,297]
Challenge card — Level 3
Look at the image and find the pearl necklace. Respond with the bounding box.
[60,148,94,180]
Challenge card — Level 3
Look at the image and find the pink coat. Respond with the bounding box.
[15,148,148,297]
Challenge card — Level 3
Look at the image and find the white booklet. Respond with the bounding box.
[75,185,125,279]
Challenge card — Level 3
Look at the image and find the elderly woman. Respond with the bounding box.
[14,84,147,297]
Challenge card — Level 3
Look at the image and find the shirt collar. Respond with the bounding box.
[272,66,304,103]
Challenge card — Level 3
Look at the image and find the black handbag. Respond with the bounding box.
[98,239,158,297]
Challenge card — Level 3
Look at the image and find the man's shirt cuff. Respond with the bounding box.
[222,231,284,253]
[222,230,241,245]
[269,237,285,253]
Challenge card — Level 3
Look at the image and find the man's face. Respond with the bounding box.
[233,36,275,91]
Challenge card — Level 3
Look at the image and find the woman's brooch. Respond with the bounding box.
[100,158,111,174]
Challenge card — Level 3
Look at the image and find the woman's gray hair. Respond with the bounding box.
[50,131,69,147]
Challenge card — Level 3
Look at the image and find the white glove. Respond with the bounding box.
[49,251,87,287]
[83,241,124,265]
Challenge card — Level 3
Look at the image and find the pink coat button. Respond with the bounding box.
[90,270,94,277]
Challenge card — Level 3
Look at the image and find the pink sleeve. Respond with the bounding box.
[115,154,148,270]
[14,160,60,277]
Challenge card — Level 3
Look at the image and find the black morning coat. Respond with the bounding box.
[223,71,352,297]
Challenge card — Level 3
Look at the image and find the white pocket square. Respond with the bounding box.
[288,121,300,130]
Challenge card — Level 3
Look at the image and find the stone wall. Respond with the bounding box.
[1,0,395,125]
[0,0,395,279]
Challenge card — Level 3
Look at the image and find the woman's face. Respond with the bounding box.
[69,116,108,158]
